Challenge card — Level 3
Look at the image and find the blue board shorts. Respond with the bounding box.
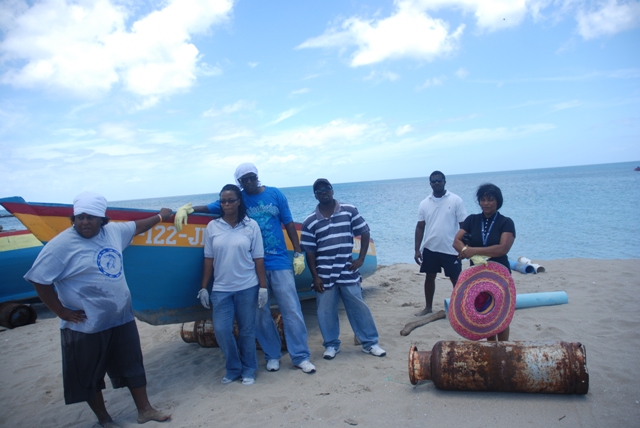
[60,320,146,404]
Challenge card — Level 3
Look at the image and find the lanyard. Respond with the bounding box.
[482,212,498,247]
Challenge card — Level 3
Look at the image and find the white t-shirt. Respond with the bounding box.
[204,217,264,293]
[24,222,136,334]
[417,191,468,256]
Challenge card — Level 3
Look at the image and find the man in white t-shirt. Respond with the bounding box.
[413,171,468,316]
[24,192,172,428]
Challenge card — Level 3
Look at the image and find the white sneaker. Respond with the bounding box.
[242,377,255,385]
[266,359,280,372]
[363,344,386,357]
[323,347,340,360]
[296,360,316,374]
[221,376,238,384]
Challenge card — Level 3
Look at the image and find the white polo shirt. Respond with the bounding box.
[417,190,468,255]
[204,217,264,293]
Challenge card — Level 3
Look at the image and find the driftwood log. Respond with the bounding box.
[400,309,446,336]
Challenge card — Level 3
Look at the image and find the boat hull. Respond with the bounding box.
[0,230,42,303]
[0,197,377,325]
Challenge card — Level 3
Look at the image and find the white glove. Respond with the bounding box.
[258,288,268,308]
[293,252,305,275]
[174,203,194,232]
[197,288,210,309]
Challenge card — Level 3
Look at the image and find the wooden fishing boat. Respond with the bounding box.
[0,197,377,325]
[0,229,42,303]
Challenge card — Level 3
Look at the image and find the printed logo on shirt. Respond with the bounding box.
[97,248,123,278]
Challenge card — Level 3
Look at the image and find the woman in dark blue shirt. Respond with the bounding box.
[453,183,515,341]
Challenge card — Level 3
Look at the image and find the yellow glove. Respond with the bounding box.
[293,252,305,275]
[174,203,194,231]
[470,254,489,266]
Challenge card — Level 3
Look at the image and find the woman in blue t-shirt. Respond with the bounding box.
[453,183,516,341]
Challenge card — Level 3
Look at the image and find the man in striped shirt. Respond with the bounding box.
[301,179,386,360]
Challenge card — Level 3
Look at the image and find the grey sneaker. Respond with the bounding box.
[295,360,316,374]
[266,359,280,372]
[323,347,340,360]
[242,377,255,385]
[363,344,386,357]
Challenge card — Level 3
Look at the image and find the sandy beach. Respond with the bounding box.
[1,259,639,428]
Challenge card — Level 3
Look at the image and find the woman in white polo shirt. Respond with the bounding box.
[198,184,268,385]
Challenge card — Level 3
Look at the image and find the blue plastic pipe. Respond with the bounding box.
[444,291,569,313]
[510,259,535,274]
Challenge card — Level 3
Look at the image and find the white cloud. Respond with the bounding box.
[197,62,223,77]
[269,109,299,125]
[52,128,98,138]
[552,100,582,111]
[259,119,384,149]
[363,70,400,81]
[210,129,255,141]
[0,103,29,135]
[98,122,137,142]
[92,144,153,156]
[297,1,465,66]
[2,112,564,202]
[419,123,556,148]
[576,0,640,39]
[203,100,256,117]
[456,67,469,78]
[419,76,445,89]
[296,0,639,67]
[416,0,531,31]
[396,124,413,135]
[0,0,233,105]
[291,88,310,95]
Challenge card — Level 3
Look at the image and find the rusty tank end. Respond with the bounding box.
[181,309,287,351]
[409,341,588,394]
[0,302,37,328]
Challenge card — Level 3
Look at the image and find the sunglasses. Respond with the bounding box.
[220,198,239,205]
[430,179,444,184]
[314,186,332,194]
[239,174,258,183]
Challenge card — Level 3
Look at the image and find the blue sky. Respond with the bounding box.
[1,0,639,203]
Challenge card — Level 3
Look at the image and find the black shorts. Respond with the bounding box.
[420,248,462,280]
[60,320,146,404]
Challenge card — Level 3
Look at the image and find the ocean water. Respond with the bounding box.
[3,162,639,265]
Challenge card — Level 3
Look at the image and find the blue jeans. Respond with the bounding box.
[210,285,258,380]
[255,269,311,365]
[315,284,379,351]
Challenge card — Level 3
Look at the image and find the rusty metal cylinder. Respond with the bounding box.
[181,309,287,351]
[409,340,588,394]
[0,302,37,329]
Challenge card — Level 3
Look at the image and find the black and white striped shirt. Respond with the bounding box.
[300,201,370,289]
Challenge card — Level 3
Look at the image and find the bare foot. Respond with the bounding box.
[414,307,433,317]
[137,408,171,424]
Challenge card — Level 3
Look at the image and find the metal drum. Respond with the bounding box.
[0,302,37,329]
[409,340,588,394]
[181,309,287,351]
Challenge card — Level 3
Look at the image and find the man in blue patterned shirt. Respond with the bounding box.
[301,179,386,360]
